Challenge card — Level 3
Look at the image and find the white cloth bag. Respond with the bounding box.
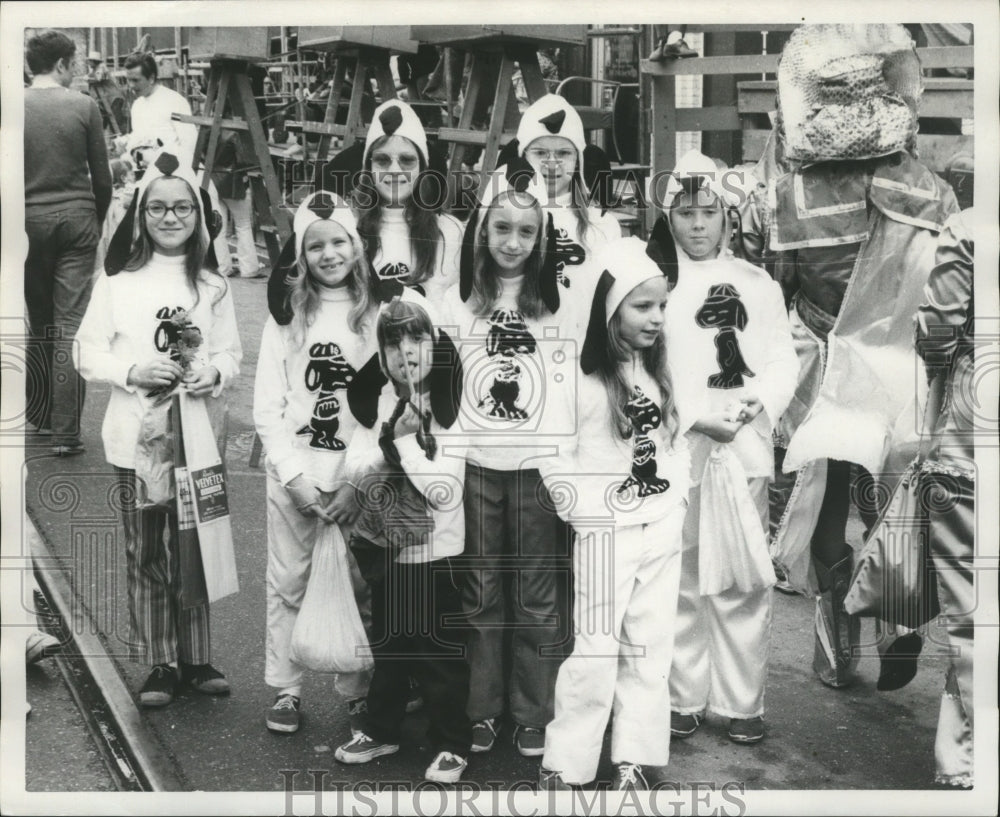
[698,446,776,596]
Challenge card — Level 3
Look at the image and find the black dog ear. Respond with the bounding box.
[496,138,520,169]
[540,211,561,315]
[267,233,298,325]
[646,216,679,287]
[459,205,481,303]
[428,328,464,429]
[580,269,615,375]
[582,144,614,212]
[198,187,221,273]
[347,353,390,429]
[321,142,365,199]
[104,188,140,275]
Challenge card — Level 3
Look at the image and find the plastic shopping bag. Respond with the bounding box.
[290,522,374,674]
[698,446,776,596]
[134,398,175,507]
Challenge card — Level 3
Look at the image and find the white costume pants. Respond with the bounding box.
[214,195,260,277]
[264,474,371,698]
[670,478,772,719]
[543,503,686,785]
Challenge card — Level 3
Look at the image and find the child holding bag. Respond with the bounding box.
[254,191,380,735]
[442,178,577,758]
[76,150,242,707]
[537,237,690,791]
[333,291,472,783]
[649,150,798,745]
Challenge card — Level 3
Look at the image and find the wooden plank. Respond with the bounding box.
[648,72,676,233]
[516,46,549,102]
[919,89,974,119]
[675,106,741,132]
[436,127,517,147]
[342,58,368,149]
[742,129,771,163]
[315,58,348,161]
[642,53,780,77]
[482,53,516,178]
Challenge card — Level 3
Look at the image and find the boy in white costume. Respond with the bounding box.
[651,151,798,744]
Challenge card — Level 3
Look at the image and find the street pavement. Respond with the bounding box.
[22,274,956,795]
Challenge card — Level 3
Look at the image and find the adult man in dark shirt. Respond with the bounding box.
[24,29,112,455]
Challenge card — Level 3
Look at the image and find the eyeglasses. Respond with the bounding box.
[371,152,420,171]
[143,201,196,220]
[525,147,577,166]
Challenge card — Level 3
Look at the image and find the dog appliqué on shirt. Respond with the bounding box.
[618,385,671,498]
[298,342,356,450]
[553,228,585,289]
[478,308,538,420]
[695,283,756,389]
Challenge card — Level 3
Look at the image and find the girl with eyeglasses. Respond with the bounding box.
[506,95,621,312]
[76,151,242,708]
[351,100,463,309]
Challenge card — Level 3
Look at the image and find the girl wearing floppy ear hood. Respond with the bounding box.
[332,289,473,783]
[536,236,690,791]
[349,99,463,308]
[254,191,382,738]
[440,175,578,759]
[650,150,798,747]
[500,94,621,310]
[76,150,242,708]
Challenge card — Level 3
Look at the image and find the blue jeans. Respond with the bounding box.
[24,207,99,445]
[460,463,571,728]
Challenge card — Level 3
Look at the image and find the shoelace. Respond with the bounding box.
[476,719,498,737]
[617,763,644,788]
[434,751,464,767]
[273,696,298,710]
[348,698,368,715]
[151,665,174,680]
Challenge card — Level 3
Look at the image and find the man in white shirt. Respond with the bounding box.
[124,52,197,172]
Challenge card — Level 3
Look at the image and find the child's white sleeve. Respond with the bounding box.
[535,375,580,523]
[344,417,386,484]
[436,214,464,295]
[76,273,136,392]
[395,433,467,510]
[207,281,243,396]
[252,319,303,485]
[755,280,800,430]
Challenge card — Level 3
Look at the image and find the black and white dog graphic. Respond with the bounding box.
[299,341,355,450]
[478,308,538,420]
[695,283,755,389]
[618,385,671,498]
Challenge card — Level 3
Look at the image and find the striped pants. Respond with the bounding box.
[116,468,211,666]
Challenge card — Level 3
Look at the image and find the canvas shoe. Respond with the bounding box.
[513,725,545,758]
[334,732,400,764]
[670,710,704,738]
[424,751,467,784]
[615,762,649,791]
[538,768,572,791]
[182,662,230,695]
[728,716,765,744]
[26,631,60,665]
[139,664,179,707]
[470,718,499,753]
[266,694,302,733]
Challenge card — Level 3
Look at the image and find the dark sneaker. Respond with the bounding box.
[670,710,703,739]
[539,767,572,791]
[334,732,400,764]
[424,751,467,783]
[513,725,545,758]
[615,762,649,791]
[405,676,424,714]
[347,697,368,738]
[182,662,230,695]
[139,664,179,707]
[728,716,765,744]
[470,718,499,753]
[266,694,301,733]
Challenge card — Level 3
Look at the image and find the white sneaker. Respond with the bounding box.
[425,751,467,783]
[26,631,60,665]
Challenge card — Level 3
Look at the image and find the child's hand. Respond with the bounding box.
[286,477,334,522]
[183,366,220,397]
[394,403,423,437]
[322,484,360,526]
[737,396,765,424]
[692,414,744,444]
[129,358,184,389]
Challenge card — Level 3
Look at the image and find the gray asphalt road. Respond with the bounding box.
[22,274,952,794]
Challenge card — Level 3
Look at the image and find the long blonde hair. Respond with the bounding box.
[598,311,678,444]
[288,229,375,345]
